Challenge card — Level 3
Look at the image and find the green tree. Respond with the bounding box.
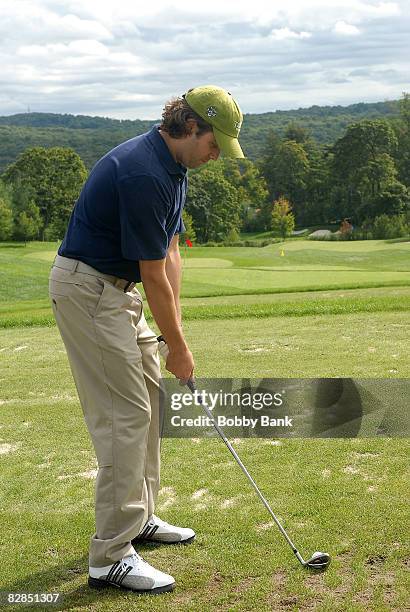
[259,134,310,224]
[7,179,42,242]
[0,180,14,240]
[10,179,36,213]
[331,119,403,222]
[259,125,332,227]
[258,129,282,196]
[356,153,397,198]
[0,199,13,240]
[284,122,311,145]
[2,146,87,239]
[220,158,269,231]
[372,182,410,217]
[332,119,398,176]
[372,213,409,238]
[179,209,197,245]
[271,196,295,239]
[302,146,332,225]
[186,165,241,243]
[393,92,410,187]
[14,202,42,243]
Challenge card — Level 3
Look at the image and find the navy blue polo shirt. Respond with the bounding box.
[58,125,187,282]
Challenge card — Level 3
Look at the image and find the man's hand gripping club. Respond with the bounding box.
[157,336,195,386]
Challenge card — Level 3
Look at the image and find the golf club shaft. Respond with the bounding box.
[156,337,306,566]
[186,378,305,566]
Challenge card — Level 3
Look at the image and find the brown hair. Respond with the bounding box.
[160,96,213,139]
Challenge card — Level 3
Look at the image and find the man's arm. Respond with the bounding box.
[165,234,182,325]
[139,257,193,382]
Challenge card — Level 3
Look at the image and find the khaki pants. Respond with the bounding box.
[49,255,161,567]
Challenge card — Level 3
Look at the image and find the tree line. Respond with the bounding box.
[0,93,409,243]
[0,99,401,174]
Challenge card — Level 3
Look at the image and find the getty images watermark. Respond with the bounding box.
[159,378,410,438]
[169,388,292,429]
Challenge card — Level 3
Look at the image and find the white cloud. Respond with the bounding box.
[270,27,312,40]
[333,20,361,35]
[0,0,407,118]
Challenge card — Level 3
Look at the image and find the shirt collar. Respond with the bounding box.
[147,125,187,178]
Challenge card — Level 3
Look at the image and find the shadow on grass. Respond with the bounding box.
[3,544,176,611]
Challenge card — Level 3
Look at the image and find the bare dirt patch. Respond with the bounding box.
[157,486,177,511]
[304,550,355,602]
[0,442,21,455]
[191,488,214,510]
[221,495,244,509]
[191,488,208,500]
[255,521,276,532]
[234,576,258,594]
[267,571,299,612]
[57,469,97,480]
[239,345,273,354]
[353,554,398,607]
[366,554,387,565]
[343,465,360,474]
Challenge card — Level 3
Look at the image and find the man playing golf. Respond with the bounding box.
[49,85,244,594]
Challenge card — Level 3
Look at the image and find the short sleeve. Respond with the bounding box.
[118,174,170,260]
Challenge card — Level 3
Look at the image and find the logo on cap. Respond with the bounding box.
[207,106,217,118]
[234,120,242,131]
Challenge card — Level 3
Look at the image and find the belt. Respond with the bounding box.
[52,255,136,293]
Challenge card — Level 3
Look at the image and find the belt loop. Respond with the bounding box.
[70,260,79,274]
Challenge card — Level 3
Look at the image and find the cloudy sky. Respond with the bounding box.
[1,0,408,119]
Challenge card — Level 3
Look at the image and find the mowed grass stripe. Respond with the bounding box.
[0,294,408,328]
[179,279,410,298]
[178,295,410,320]
[1,240,410,302]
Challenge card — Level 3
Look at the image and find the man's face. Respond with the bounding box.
[180,128,221,169]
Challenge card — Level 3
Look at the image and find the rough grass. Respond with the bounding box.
[0,325,409,611]
[1,292,409,329]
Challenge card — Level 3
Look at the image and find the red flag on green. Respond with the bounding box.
[185,238,193,247]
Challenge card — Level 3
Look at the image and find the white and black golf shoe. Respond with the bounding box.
[88,549,175,594]
[133,514,196,545]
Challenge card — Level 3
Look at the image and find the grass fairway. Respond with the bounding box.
[0,240,409,611]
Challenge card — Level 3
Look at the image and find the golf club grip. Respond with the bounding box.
[157,336,195,387]
[157,335,169,359]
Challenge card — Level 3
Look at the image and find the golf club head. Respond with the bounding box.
[305,551,331,570]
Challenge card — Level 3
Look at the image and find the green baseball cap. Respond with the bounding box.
[184,85,245,158]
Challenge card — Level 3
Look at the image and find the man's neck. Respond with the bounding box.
[158,128,179,163]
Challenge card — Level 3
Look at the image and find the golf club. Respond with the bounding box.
[157,336,331,570]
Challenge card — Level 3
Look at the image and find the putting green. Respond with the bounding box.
[265,239,410,252]
[182,268,410,294]
[181,258,233,268]
[25,252,234,269]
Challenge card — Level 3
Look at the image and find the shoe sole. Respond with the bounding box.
[88,576,175,595]
[133,534,196,546]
